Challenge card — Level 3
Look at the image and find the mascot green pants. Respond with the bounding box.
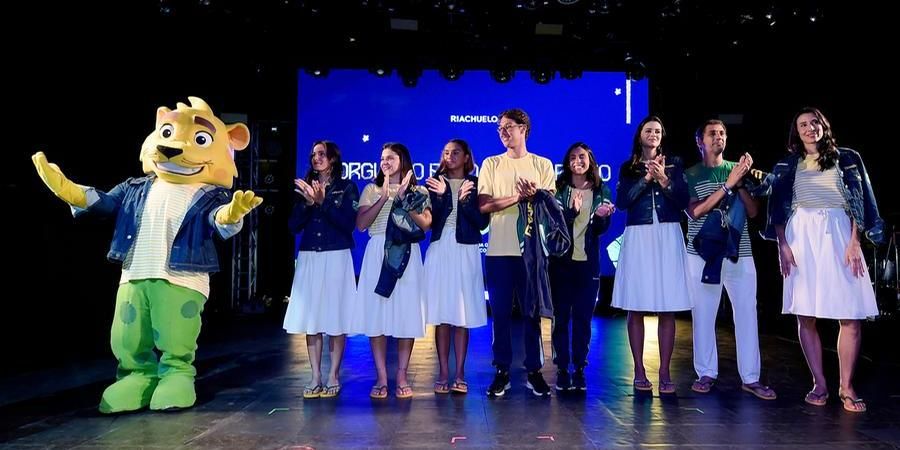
[100,280,206,413]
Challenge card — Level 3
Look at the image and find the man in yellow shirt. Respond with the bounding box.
[478,108,556,397]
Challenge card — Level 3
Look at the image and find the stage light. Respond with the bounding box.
[530,69,554,84]
[491,68,514,83]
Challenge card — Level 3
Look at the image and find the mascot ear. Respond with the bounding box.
[227,123,251,151]
[156,107,172,128]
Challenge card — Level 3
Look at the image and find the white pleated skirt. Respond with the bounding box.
[423,231,488,328]
[349,234,427,338]
[611,218,692,312]
[283,249,356,335]
[783,208,878,319]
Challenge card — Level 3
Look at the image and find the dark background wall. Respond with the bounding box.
[4,1,895,375]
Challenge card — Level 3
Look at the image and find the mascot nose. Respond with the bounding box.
[157,145,183,159]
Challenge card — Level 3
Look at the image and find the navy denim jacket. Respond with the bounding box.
[762,148,884,245]
[616,157,690,225]
[552,183,612,276]
[517,190,572,319]
[428,174,490,245]
[288,178,359,252]
[374,190,429,297]
[693,193,747,284]
[74,175,238,273]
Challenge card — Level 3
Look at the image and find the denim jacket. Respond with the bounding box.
[288,178,359,252]
[374,189,429,297]
[428,174,490,245]
[616,157,689,225]
[762,148,884,245]
[693,193,747,284]
[74,175,240,273]
[516,189,572,319]
[552,183,612,275]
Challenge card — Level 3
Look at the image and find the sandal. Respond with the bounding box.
[838,389,867,413]
[320,384,342,398]
[396,385,414,399]
[691,376,716,394]
[450,379,468,394]
[742,383,777,400]
[303,384,323,399]
[434,381,450,394]
[658,380,676,395]
[633,379,653,391]
[369,384,388,399]
[804,389,828,407]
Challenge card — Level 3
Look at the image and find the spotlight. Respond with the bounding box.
[559,68,582,80]
[530,69,554,84]
[440,66,464,81]
[369,67,392,77]
[623,55,646,81]
[491,68,515,83]
[305,67,328,77]
[398,67,422,87]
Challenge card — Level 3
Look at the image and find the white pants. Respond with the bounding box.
[687,254,761,384]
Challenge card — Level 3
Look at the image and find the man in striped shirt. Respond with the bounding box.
[683,119,776,400]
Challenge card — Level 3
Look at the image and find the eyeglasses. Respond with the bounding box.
[497,123,524,134]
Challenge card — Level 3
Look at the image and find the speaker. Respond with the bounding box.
[252,120,297,307]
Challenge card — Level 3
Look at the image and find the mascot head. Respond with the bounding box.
[140,97,250,188]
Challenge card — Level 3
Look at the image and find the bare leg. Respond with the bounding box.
[627,311,647,381]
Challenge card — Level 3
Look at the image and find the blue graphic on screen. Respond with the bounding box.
[297,69,649,276]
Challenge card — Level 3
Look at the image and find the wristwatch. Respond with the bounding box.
[721,184,734,196]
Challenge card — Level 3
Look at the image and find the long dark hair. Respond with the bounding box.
[304,140,342,183]
[375,142,417,187]
[788,106,838,171]
[435,139,476,177]
[623,115,666,177]
[557,141,602,192]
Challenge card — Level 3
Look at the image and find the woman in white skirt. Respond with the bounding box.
[423,139,490,395]
[767,107,884,413]
[353,142,432,399]
[611,116,692,395]
[284,140,359,399]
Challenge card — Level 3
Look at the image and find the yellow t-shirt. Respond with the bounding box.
[571,188,592,262]
[477,152,556,256]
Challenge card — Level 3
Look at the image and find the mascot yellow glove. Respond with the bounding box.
[32,152,88,208]
[215,190,263,224]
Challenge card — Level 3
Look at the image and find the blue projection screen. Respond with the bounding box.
[296,69,649,277]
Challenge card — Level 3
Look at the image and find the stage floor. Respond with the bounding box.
[2,315,899,449]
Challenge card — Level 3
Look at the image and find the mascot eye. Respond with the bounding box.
[194,131,213,148]
[160,124,175,139]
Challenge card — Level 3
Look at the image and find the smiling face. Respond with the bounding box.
[640,121,663,150]
[140,97,250,188]
[441,142,469,173]
[698,123,727,159]
[568,146,590,176]
[380,147,401,180]
[795,112,824,147]
[310,143,332,174]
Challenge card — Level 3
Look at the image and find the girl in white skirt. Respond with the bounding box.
[284,141,359,399]
[423,139,490,395]
[768,107,884,413]
[611,116,692,395]
[353,142,431,399]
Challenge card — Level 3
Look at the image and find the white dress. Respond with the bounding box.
[424,179,488,328]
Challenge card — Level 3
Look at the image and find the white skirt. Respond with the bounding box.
[783,208,879,319]
[611,219,692,312]
[423,231,488,328]
[349,234,427,338]
[283,249,356,335]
